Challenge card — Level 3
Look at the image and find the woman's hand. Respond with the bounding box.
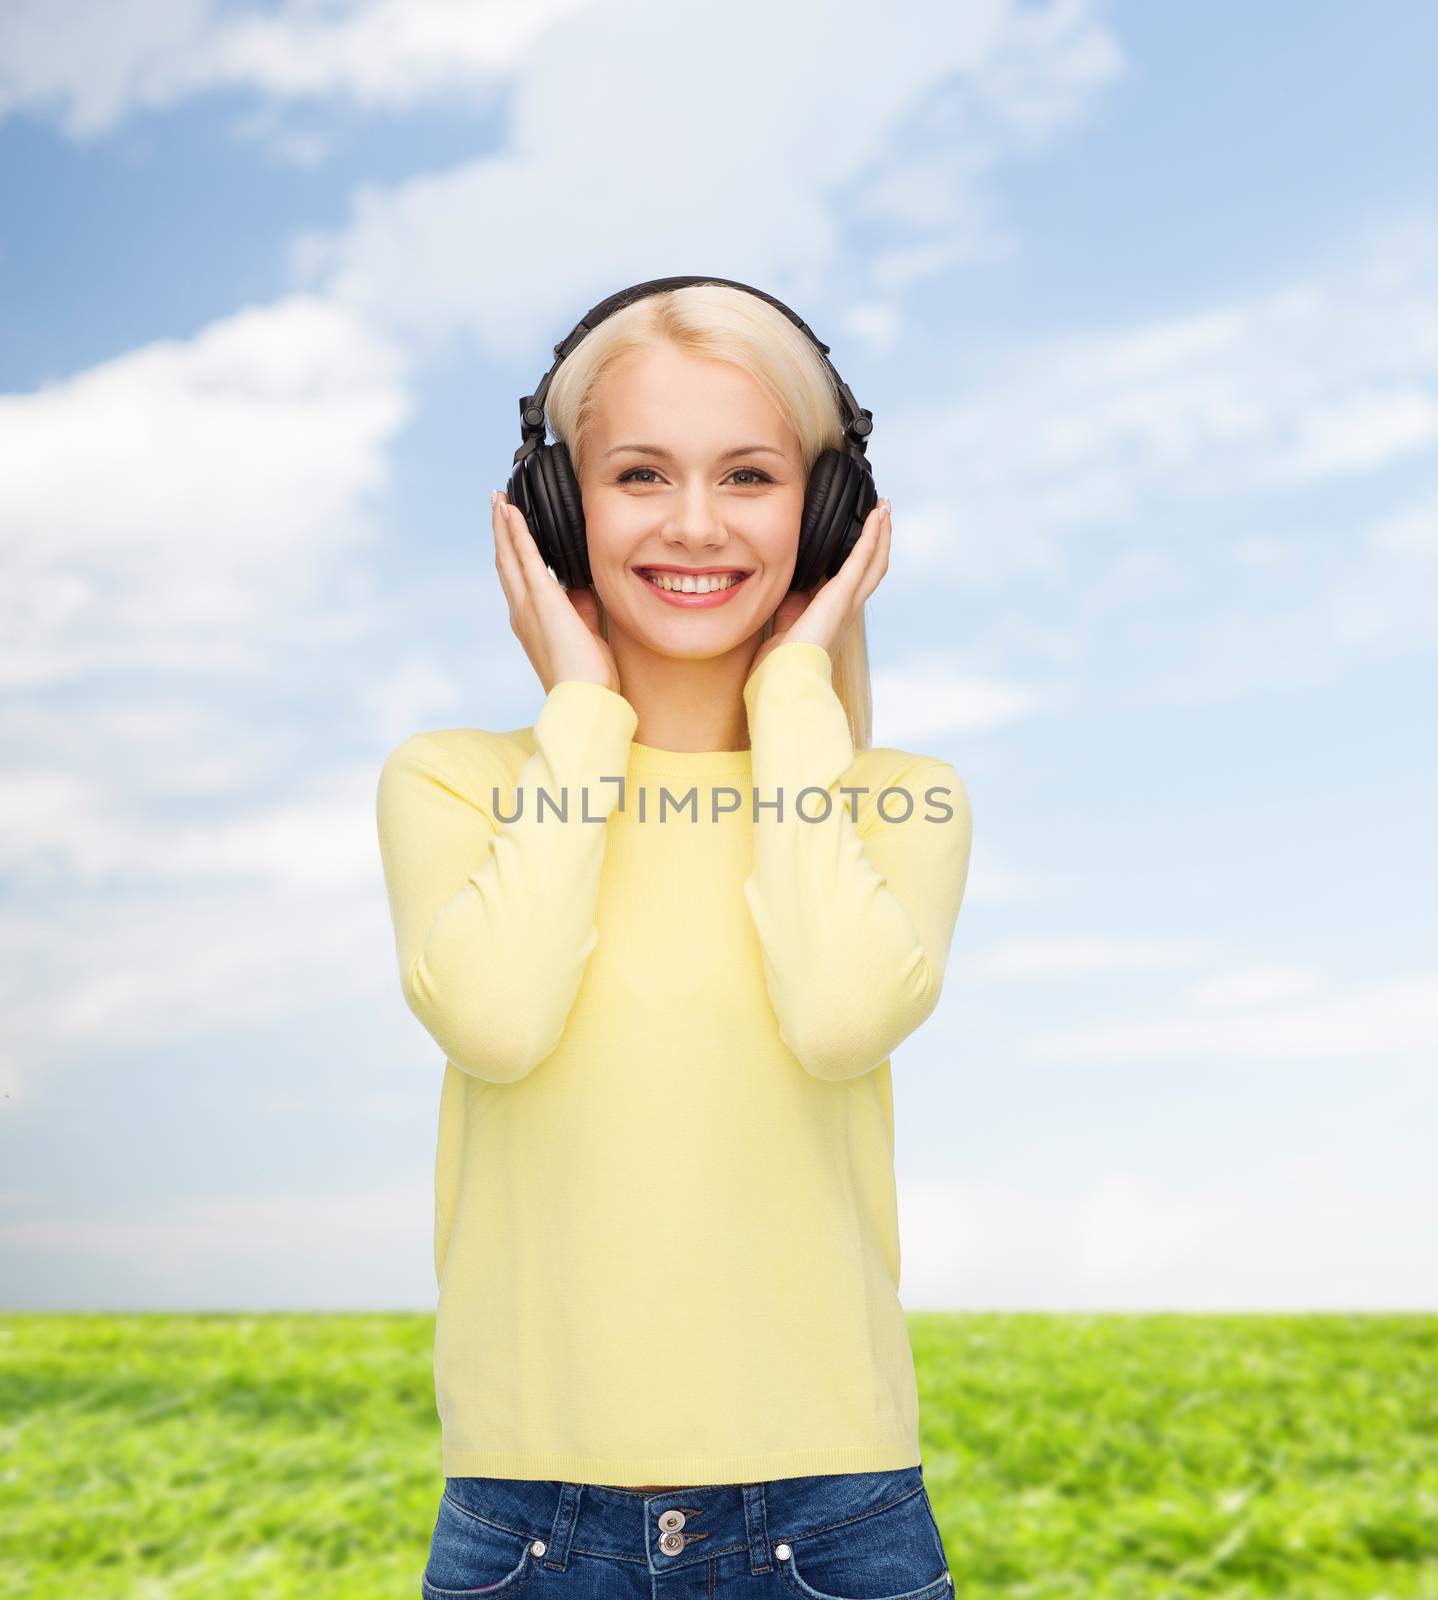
[492,489,622,696]
[746,496,891,681]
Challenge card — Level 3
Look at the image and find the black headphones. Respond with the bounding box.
[506,275,878,594]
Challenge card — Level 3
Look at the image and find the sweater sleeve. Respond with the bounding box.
[741,640,973,1082]
[375,680,638,1084]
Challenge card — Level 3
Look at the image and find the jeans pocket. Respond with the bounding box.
[421,1488,538,1598]
[777,1485,952,1600]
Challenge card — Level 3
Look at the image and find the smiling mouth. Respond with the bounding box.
[635,568,752,593]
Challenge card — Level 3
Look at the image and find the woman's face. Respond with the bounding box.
[576,342,807,660]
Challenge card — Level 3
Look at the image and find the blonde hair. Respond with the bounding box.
[542,283,874,751]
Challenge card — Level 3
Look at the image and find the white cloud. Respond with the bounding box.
[872,651,1061,744]
[1028,971,1438,1063]
[898,1172,1245,1308]
[0,294,409,688]
[945,848,1077,909]
[0,0,1124,242]
[0,0,581,139]
[897,1167,1437,1309]
[0,0,207,140]
[279,0,1121,356]
[889,243,1438,587]
[1262,383,1438,483]
[0,758,379,889]
[1190,965,1324,1009]
[0,1175,437,1309]
[878,215,1438,698]
[1368,492,1438,558]
[0,873,393,1064]
[839,301,904,356]
[1070,1174,1241,1284]
[973,936,1208,977]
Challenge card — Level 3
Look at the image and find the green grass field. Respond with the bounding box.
[2,1312,1434,1598]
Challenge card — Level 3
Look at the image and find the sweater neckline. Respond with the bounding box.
[627,739,753,779]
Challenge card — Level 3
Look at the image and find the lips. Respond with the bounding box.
[634,567,754,605]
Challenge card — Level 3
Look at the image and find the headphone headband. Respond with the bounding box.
[513,275,873,474]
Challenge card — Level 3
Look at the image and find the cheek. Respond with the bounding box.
[579,511,633,575]
[750,501,804,568]
[579,517,645,613]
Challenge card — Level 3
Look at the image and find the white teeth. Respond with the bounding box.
[642,571,745,593]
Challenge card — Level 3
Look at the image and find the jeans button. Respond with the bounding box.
[659,1530,686,1555]
[658,1509,685,1532]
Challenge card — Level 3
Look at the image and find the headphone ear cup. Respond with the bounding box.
[536,440,591,589]
[506,451,556,575]
[507,442,591,589]
[795,449,877,591]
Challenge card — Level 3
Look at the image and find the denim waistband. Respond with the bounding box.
[441,1465,928,1580]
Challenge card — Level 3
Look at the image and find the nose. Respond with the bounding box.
[658,489,733,557]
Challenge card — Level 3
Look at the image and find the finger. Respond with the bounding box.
[502,498,556,587]
[855,500,891,604]
[815,502,886,637]
[493,492,524,603]
[825,501,885,606]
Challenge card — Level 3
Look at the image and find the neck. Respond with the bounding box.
[608,630,760,753]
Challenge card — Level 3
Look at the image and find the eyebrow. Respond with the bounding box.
[604,442,788,461]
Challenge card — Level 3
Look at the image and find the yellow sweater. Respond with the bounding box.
[375,640,973,1485]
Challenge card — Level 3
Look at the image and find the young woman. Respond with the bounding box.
[377,280,974,1599]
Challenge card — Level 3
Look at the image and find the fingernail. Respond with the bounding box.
[490,489,499,507]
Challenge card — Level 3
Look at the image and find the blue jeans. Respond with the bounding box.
[422,1466,953,1599]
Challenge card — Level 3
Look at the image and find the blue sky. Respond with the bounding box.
[2,0,1435,1312]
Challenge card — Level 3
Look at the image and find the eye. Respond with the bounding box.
[615,466,776,485]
